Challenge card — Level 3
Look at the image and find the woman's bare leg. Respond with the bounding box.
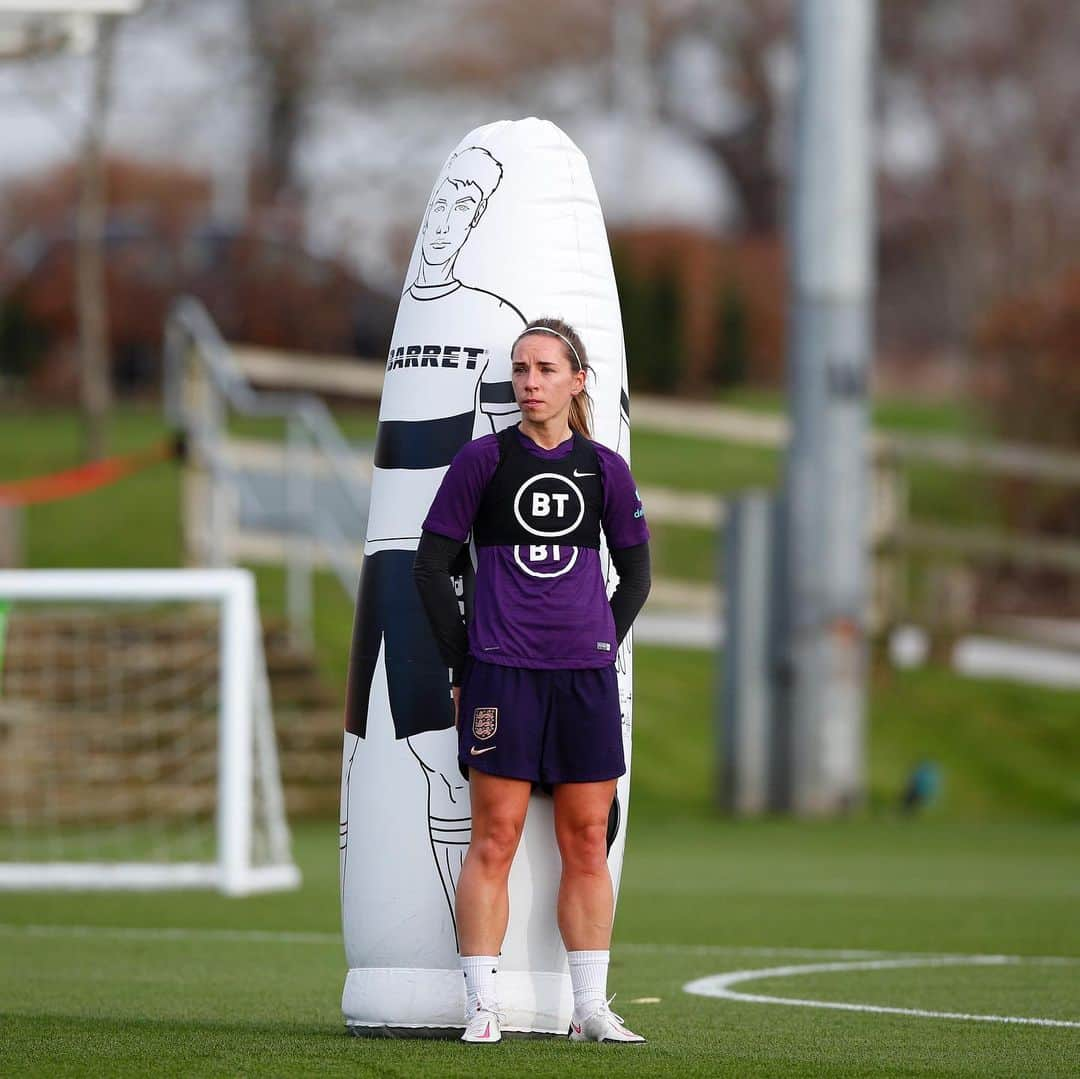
[455,770,531,955]
[553,779,617,950]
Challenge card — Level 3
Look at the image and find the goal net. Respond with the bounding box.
[0,569,300,895]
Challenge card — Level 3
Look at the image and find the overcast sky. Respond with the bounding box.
[0,0,940,293]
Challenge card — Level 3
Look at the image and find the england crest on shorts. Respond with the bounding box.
[472,707,498,740]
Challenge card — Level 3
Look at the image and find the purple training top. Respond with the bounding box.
[423,426,649,670]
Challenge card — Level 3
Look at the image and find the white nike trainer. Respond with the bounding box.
[569,997,646,1043]
[461,1001,504,1044]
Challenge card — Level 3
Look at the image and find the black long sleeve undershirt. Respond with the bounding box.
[608,541,651,645]
[412,531,652,685]
[412,531,470,684]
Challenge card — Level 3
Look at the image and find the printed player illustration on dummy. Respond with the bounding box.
[343,146,526,941]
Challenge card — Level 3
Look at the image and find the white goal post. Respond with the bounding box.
[0,568,301,895]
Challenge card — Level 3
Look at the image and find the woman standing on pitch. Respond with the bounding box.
[413,317,651,1045]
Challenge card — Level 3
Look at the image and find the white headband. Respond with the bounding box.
[513,327,583,371]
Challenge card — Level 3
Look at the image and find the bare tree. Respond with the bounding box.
[656,0,792,234]
[374,0,791,234]
[880,0,1080,339]
[242,0,328,205]
[77,14,117,462]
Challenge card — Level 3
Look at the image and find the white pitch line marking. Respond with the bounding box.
[0,923,339,945]
[0,926,896,956]
[622,943,900,959]
[684,956,1080,1029]
[0,927,945,960]
[3,925,1078,974]
[622,942,1080,965]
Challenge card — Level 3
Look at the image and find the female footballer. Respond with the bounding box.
[413,317,651,1044]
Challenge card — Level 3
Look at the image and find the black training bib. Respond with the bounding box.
[472,427,603,549]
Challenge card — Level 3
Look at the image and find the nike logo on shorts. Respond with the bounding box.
[470,745,497,756]
[573,469,596,477]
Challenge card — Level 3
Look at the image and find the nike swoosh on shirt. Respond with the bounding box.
[470,745,497,756]
[573,469,596,477]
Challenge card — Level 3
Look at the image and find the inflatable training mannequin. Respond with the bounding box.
[341,118,634,1035]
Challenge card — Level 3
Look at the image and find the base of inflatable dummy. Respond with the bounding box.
[346,1025,561,1041]
[342,967,573,1035]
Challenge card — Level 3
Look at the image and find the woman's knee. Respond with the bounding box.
[469,815,524,873]
[557,819,609,874]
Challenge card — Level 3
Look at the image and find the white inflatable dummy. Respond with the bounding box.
[341,117,634,1035]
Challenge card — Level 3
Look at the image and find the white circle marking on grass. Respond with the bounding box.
[5,923,1077,1030]
[683,955,1080,1029]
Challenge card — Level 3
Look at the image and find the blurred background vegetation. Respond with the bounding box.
[4,404,1076,822]
[1,0,1077,823]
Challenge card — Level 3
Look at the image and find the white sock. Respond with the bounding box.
[568,949,609,1017]
[460,954,499,1017]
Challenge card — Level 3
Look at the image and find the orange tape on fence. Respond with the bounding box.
[0,434,185,507]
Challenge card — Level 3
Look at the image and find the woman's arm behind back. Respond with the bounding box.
[608,541,651,646]
[412,530,470,685]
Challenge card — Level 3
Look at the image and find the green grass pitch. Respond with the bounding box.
[2,808,1077,1076]
[2,407,1078,1073]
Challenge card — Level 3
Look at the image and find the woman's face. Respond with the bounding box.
[511,334,585,427]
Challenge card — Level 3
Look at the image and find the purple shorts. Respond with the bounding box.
[458,659,626,784]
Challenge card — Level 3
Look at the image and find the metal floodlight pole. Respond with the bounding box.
[721,492,779,815]
[779,0,876,814]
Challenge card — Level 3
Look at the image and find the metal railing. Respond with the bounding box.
[164,296,368,640]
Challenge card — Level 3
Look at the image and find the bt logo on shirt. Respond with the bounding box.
[513,543,579,579]
[513,473,585,538]
[530,491,572,518]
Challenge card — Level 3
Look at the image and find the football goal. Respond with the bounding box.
[0,568,301,895]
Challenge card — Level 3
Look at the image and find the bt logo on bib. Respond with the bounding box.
[513,543,579,579]
[513,473,585,538]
